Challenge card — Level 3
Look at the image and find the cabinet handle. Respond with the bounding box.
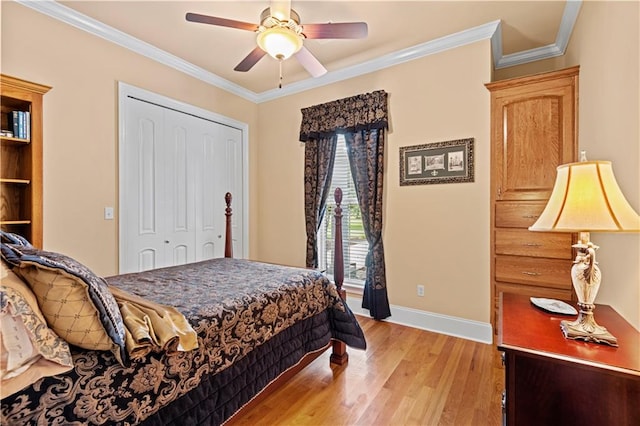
[522,215,538,219]
[522,243,541,247]
[522,271,541,276]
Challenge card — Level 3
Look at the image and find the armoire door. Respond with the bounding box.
[120,96,243,273]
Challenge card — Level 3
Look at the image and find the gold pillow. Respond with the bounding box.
[17,264,117,352]
[2,246,128,366]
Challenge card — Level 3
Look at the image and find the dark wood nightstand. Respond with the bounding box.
[498,292,640,426]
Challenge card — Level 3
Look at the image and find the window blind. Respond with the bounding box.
[318,135,367,285]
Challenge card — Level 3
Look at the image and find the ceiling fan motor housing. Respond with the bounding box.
[257,8,304,60]
[259,7,301,27]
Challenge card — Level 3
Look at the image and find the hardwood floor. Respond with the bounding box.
[232,316,505,425]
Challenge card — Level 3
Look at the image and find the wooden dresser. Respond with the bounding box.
[498,293,640,425]
[486,67,579,333]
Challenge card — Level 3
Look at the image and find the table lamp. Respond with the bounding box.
[529,154,640,346]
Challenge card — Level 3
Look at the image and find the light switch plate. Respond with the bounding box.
[104,207,114,220]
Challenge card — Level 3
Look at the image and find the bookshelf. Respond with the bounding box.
[1,75,51,247]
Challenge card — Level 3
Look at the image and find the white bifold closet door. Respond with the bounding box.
[120,97,243,273]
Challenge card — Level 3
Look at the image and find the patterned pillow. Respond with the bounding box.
[1,262,74,398]
[1,245,128,366]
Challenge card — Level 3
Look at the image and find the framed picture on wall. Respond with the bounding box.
[399,138,474,186]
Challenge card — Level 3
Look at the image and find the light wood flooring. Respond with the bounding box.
[233,315,505,425]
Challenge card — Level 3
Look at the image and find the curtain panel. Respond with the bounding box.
[303,136,337,268]
[345,129,390,319]
[300,90,391,320]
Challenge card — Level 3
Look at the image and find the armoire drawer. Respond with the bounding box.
[495,229,573,259]
[495,255,573,288]
[495,202,547,228]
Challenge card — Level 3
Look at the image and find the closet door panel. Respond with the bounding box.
[195,124,224,261]
[164,113,196,266]
[221,126,244,257]
[122,100,166,273]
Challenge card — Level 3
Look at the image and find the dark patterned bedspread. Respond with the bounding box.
[1,258,366,425]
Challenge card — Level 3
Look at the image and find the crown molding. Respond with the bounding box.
[15,0,260,103]
[15,0,581,103]
[259,20,501,102]
[494,0,581,68]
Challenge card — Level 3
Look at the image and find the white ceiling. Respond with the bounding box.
[17,1,581,102]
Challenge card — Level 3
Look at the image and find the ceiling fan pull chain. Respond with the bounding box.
[279,59,283,89]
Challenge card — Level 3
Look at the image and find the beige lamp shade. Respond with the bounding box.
[529,161,640,232]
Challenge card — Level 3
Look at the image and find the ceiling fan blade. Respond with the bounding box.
[270,0,291,21]
[302,22,368,39]
[186,12,258,32]
[295,46,327,78]
[234,47,268,72]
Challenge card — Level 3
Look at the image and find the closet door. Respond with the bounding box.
[121,99,170,272]
[120,96,244,273]
[192,123,243,260]
[216,125,243,258]
[164,111,198,267]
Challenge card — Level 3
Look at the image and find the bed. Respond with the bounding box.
[0,189,365,425]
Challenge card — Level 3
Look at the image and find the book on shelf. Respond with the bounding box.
[25,111,30,140]
[7,110,30,140]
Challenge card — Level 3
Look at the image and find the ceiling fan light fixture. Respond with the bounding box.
[257,27,303,60]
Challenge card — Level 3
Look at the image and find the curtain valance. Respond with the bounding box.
[299,90,388,142]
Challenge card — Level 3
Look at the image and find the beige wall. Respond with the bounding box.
[1,2,260,276]
[257,41,493,323]
[495,1,640,329]
[569,1,639,329]
[2,1,638,329]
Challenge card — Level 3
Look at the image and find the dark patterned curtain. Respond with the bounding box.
[300,90,390,320]
[303,136,337,268]
[345,129,390,320]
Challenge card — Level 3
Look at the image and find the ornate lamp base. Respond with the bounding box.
[560,303,618,347]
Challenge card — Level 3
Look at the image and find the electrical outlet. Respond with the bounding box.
[417,285,425,297]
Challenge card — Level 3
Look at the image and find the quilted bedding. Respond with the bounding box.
[0,258,366,425]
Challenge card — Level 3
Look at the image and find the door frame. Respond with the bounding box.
[117,82,249,272]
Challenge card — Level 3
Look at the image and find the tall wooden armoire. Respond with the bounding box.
[486,66,579,332]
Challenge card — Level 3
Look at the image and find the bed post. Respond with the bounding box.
[225,192,233,258]
[331,187,349,365]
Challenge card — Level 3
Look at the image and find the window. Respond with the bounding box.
[318,135,367,286]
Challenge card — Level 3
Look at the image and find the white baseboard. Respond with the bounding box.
[346,295,494,345]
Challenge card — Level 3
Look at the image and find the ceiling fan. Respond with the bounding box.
[186,0,368,85]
